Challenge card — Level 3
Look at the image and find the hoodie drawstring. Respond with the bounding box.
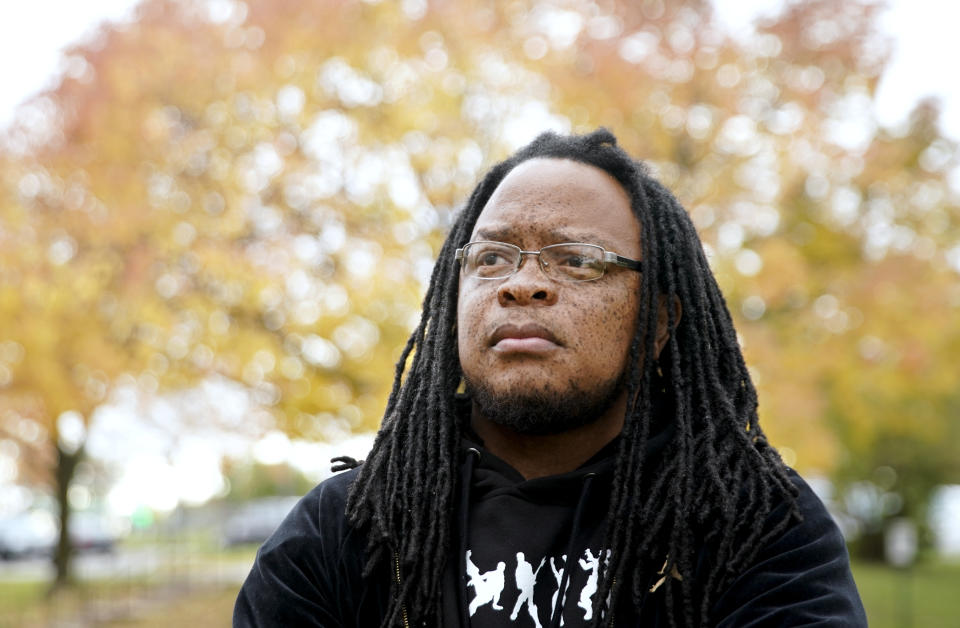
[549,472,596,628]
[458,447,481,627]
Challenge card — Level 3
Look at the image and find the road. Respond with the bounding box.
[0,546,253,584]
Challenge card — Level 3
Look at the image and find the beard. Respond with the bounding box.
[464,371,626,436]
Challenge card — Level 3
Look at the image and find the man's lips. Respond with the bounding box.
[489,323,561,353]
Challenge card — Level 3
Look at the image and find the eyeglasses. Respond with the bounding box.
[455,241,642,282]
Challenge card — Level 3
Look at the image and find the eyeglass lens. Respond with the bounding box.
[464,242,606,280]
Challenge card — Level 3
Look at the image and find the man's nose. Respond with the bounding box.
[496,254,558,306]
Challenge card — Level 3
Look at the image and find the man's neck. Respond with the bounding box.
[469,396,626,480]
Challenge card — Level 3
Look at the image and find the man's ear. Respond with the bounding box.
[654,295,682,358]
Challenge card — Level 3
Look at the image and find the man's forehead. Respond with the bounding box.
[466,157,642,258]
[472,224,619,249]
[485,157,624,203]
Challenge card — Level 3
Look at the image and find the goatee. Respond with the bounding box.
[464,373,626,436]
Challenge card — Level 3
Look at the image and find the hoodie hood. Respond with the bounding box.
[462,429,619,506]
[456,386,677,504]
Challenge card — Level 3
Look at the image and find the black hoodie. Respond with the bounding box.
[439,435,620,627]
[234,433,867,627]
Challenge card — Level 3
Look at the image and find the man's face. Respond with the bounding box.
[456,158,643,434]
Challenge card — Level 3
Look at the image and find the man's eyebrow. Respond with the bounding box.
[473,227,617,248]
[474,227,514,241]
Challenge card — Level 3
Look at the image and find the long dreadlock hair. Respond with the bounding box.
[345,128,800,626]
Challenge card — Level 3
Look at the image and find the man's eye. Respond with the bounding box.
[559,254,589,267]
[477,252,510,266]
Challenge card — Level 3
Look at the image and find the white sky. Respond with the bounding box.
[1,0,959,139]
[713,0,960,139]
[0,1,141,130]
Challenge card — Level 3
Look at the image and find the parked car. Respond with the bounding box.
[0,510,57,560]
[222,496,300,547]
[0,509,120,560]
[69,511,119,554]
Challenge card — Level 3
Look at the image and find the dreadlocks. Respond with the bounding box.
[345,128,800,626]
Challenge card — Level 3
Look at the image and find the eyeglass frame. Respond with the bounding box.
[454,240,643,282]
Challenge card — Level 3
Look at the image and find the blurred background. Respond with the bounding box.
[0,0,958,625]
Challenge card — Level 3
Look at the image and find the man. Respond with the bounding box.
[234,129,867,626]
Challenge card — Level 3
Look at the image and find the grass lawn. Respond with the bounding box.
[852,559,960,628]
[0,580,241,628]
[0,541,256,628]
[104,586,240,627]
[0,580,47,618]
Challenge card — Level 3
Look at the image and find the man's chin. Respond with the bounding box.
[464,376,624,436]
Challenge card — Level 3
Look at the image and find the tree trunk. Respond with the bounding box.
[50,444,82,592]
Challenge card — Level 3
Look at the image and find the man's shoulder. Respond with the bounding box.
[782,467,842,540]
[305,466,361,513]
[291,468,359,533]
[235,467,387,626]
[709,467,867,626]
[251,469,357,554]
[747,466,849,566]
